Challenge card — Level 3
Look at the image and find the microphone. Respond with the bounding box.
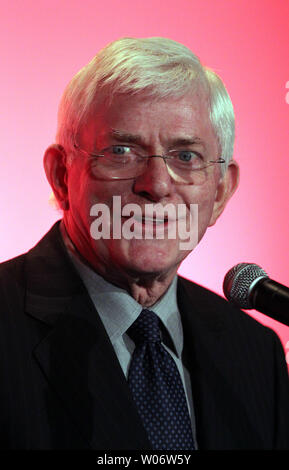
[223,263,289,326]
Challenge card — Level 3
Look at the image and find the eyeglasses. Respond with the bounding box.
[73,142,225,185]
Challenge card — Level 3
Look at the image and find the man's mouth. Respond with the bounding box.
[135,215,169,224]
[122,215,175,225]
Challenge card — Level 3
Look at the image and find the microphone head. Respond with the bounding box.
[223,263,268,309]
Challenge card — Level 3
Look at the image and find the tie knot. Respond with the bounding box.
[127,309,161,344]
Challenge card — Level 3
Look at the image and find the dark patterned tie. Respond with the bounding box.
[127,309,195,450]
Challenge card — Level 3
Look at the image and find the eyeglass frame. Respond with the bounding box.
[72,139,226,185]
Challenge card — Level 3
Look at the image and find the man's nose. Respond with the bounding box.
[133,156,174,201]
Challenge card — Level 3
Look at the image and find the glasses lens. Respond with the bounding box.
[89,150,212,184]
[166,160,207,185]
[90,152,146,180]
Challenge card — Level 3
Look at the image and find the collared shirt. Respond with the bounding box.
[60,221,197,448]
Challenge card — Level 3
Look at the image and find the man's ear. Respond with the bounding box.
[43,144,69,211]
[209,159,240,226]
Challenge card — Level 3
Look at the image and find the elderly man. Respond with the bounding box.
[0,37,288,450]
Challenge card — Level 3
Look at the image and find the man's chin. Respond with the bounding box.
[109,237,185,278]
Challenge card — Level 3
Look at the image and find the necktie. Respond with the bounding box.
[127,309,195,450]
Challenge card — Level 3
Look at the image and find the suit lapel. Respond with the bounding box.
[177,277,265,449]
[24,222,151,450]
[177,277,226,449]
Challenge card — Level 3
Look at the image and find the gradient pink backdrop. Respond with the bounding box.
[1,0,289,363]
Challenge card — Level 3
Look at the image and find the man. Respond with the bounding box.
[0,37,288,450]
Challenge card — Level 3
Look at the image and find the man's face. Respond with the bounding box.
[63,92,234,280]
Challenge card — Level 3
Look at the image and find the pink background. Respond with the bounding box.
[1,0,289,363]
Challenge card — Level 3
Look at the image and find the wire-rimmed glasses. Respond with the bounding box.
[73,141,225,185]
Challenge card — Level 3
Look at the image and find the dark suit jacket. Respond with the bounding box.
[0,221,288,450]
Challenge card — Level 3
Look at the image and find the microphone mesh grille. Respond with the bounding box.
[223,263,268,308]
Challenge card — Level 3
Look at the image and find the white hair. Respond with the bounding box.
[55,37,235,170]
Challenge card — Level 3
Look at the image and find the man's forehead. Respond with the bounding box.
[85,88,209,121]
[79,91,214,148]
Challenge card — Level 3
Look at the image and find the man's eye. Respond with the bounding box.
[177,151,200,162]
[111,145,131,155]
